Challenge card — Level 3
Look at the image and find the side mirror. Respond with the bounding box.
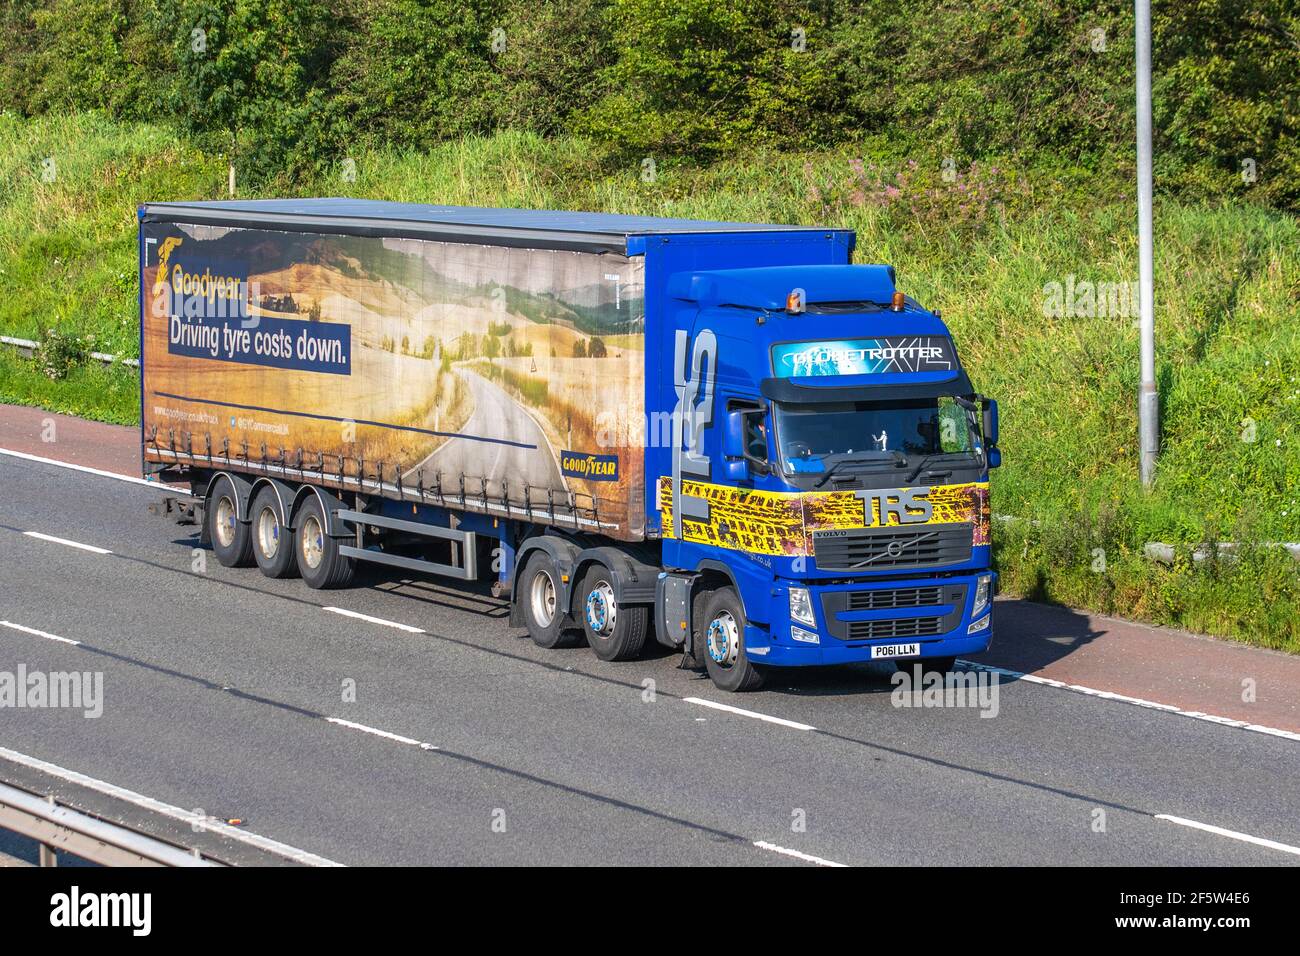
[987,448,1002,469]
[722,409,747,461]
[724,459,750,481]
[981,398,999,448]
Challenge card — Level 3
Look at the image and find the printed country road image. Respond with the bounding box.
[141,221,646,535]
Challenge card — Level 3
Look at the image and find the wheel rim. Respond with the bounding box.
[300,515,324,570]
[257,505,280,559]
[707,610,740,667]
[214,495,237,548]
[585,580,617,637]
[529,567,557,628]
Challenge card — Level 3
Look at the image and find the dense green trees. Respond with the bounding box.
[1,0,1295,209]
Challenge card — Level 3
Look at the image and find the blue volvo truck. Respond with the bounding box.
[139,200,999,692]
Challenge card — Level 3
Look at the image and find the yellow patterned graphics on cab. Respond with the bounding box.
[658,477,990,557]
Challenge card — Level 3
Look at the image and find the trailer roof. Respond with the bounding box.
[140,199,848,254]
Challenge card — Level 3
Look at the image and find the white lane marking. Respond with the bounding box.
[0,745,342,866]
[753,840,848,867]
[684,697,816,731]
[22,530,112,555]
[327,717,439,750]
[1154,814,1300,858]
[323,606,425,634]
[0,446,191,494]
[960,661,1300,744]
[0,620,81,646]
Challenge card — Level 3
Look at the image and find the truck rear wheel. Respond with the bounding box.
[250,486,299,579]
[207,475,254,568]
[519,552,580,649]
[701,587,764,692]
[294,496,355,589]
[577,565,647,662]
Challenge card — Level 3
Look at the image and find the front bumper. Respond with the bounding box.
[744,572,995,667]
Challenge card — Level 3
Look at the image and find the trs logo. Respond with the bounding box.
[854,487,933,526]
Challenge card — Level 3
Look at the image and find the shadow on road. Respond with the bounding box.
[965,598,1108,674]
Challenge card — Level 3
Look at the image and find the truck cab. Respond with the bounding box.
[655,264,999,690]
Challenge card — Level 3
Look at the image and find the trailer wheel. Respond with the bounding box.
[294,496,355,589]
[701,587,764,692]
[518,552,580,649]
[576,565,648,662]
[207,475,254,568]
[250,486,299,579]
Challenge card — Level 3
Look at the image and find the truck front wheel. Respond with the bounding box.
[207,475,254,568]
[577,565,647,662]
[294,496,355,589]
[701,587,765,692]
[519,552,580,649]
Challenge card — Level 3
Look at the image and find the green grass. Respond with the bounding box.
[2,113,1298,650]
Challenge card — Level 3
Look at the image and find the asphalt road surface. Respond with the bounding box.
[0,453,1298,866]
[405,368,566,508]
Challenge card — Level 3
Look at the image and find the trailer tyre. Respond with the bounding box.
[518,552,580,649]
[577,566,648,662]
[250,486,299,579]
[701,587,765,693]
[294,496,355,590]
[207,475,254,568]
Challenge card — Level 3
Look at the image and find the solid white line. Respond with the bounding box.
[323,606,425,634]
[0,620,81,646]
[22,530,112,555]
[753,840,848,867]
[327,717,439,750]
[1154,814,1300,858]
[960,660,1300,744]
[0,446,190,493]
[684,697,816,731]
[0,745,342,866]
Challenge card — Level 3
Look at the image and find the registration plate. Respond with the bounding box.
[870,643,920,660]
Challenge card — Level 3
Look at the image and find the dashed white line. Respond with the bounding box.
[1154,814,1300,858]
[0,446,190,493]
[326,717,439,750]
[323,606,424,634]
[22,530,112,555]
[0,620,81,646]
[684,697,816,731]
[0,745,342,866]
[753,840,848,867]
[960,660,1300,743]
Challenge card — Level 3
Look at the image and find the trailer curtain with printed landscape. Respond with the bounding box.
[140,222,647,539]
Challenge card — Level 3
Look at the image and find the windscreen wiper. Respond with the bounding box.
[904,452,954,484]
[813,451,906,489]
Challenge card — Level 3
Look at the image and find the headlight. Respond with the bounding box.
[790,626,819,644]
[788,586,816,627]
[972,573,992,617]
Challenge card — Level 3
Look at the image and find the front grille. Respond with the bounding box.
[812,523,972,571]
[846,616,945,640]
[846,586,943,611]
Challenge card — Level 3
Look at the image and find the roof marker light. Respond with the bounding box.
[786,288,806,314]
[891,291,905,312]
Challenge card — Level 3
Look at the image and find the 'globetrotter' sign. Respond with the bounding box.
[772,336,956,377]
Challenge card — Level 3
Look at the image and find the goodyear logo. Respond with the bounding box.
[561,451,619,481]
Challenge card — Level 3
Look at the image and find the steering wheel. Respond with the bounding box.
[785,440,812,459]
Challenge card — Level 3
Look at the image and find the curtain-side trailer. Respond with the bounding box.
[140,199,1000,691]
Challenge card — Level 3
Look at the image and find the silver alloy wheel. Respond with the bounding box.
[585,580,617,637]
[257,505,280,559]
[529,566,558,629]
[707,610,740,667]
[300,514,324,570]
[214,495,237,548]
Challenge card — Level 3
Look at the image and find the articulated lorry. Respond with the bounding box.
[139,199,1000,691]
